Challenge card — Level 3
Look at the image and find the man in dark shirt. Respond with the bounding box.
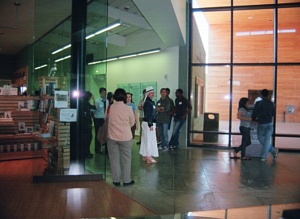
[80,91,97,158]
[156,88,171,150]
[252,89,279,162]
[169,89,192,149]
[166,88,174,130]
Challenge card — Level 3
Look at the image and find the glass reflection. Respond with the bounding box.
[276,66,300,137]
[231,66,274,133]
[192,0,230,8]
[233,9,274,63]
[32,0,110,177]
[234,0,273,6]
[278,7,300,63]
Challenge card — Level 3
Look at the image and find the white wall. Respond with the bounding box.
[171,0,186,44]
[106,46,179,101]
[105,46,179,138]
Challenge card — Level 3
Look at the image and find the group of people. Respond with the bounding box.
[80,86,192,186]
[232,89,279,162]
[80,87,278,186]
[139,86,192,164]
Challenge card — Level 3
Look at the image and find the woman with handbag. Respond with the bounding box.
[107,89,135,186]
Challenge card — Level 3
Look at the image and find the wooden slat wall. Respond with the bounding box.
[0,96,40,155]
[197,23,300,122]
[0,96,39,134]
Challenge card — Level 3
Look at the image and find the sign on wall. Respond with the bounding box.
[118,82,157,103]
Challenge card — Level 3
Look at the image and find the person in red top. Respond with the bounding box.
[107,88,135,186]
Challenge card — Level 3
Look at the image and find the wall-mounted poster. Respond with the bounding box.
[54,90,68,108]
[34,123,40,132]
[18,122,25,132]
[59,109,77,122]
[26,127,33,133]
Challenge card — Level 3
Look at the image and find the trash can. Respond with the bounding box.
[203,112,219,142]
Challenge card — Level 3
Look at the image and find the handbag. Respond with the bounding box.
[97,104,111,145]
[97,118,108,145]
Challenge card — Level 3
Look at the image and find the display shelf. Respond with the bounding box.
[38,77,70,170]
[0,150,45,162]
[0,96,40,160]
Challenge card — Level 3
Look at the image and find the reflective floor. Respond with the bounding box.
[1,142,299,218]
[100,143,300,215]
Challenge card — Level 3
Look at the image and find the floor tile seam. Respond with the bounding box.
[209,191,222,210]
[111,188,161,215]
[212,192,265,209]
[170,150,177,214]
[202,168,215,196]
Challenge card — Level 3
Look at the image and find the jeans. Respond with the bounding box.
[158,122,169,149]
[234,126,251,157]
[257,123,275,159]
[169,117,186,147]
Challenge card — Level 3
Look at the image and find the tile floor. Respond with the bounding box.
[91,144,300,216]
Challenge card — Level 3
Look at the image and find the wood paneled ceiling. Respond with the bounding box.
[194,1,300,25]
[195,0,300,8]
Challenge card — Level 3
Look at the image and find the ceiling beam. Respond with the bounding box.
[133,0,186,47]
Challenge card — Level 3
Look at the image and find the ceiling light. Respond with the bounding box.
[236,29,296,36]
[55,55,71,63]
[138,49,160,56]
[51,20,122,55]
[34,64,48,70]
[86,20,122,39]
[52,44,71,55]
[106,58,118,62]
[88,48,161,65]
[119,54,137,59]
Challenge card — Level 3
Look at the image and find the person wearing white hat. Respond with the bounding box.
[139,86,159,163]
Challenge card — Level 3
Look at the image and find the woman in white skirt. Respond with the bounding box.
[139,86,159,164]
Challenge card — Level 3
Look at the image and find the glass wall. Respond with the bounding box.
[32,0,109,178]
[190,1,300,150]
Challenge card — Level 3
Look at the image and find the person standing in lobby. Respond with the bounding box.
[139,86,159,164]
[156,88,171,150]
[231,97,252,160]
[137,89,146,144]
[80,91,97,158]
[169,89,192,149]
[166,88,174,130]
[107,88,135,186]
[252,89,279,162]
[126,92,139,139]
[92,87,108,154]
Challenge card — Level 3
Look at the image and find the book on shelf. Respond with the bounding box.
[18,101,25,109]
[0,118,13,122]
[38,133,51,138]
